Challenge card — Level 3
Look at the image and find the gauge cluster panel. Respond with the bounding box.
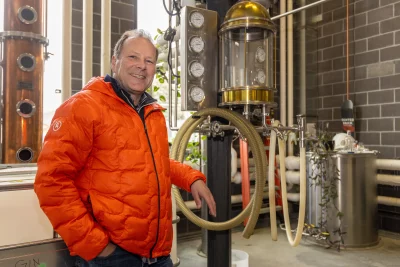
[181,6,218,111]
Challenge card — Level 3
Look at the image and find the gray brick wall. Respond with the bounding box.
[314,0,400,159]
[71,0,137,94]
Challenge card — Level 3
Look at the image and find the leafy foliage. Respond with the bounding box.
[307,137,346,251]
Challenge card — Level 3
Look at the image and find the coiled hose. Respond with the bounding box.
[170,108,269,238]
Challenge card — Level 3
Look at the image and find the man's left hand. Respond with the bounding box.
[190,180,217,217]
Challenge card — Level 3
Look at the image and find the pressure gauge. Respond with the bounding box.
[190,86,205,103]
[256,70,266,84]
[255,47,266,63]
[189,36,205,53]
[190,11,205,28]
[189,61,205,78]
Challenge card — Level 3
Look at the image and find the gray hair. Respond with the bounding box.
[112,29,159,60]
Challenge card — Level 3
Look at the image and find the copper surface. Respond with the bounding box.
[1,0,45,163]
[4,0,44,34]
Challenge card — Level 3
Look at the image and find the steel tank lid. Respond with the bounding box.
[219,0,276,35]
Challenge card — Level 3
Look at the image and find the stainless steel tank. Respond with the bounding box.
[306,152,379,248]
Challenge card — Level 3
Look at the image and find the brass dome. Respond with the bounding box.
[219,1,276,34]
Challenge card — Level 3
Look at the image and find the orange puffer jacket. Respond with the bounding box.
[34,77,205,261]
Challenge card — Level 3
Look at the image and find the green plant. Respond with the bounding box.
[307,138,346,252]
[150,28,181,108]
[185,135,207,166]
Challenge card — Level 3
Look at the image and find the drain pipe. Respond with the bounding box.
[376,159,400,171]
[280,0,286,127]
[287,0,294,156]
[378,196,400,207]
[377,174,400,186]
[101,0,111,75]
[61,0,72,102]
[82,0,93,86]
[299,0,306,115]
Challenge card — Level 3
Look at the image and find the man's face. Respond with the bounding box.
[111,37,157,96]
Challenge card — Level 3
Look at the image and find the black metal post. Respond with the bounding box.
[204,1,235,267]
[206,134,232,267]
[206,0,238,26]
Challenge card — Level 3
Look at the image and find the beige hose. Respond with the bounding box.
[268,121,279,241]
[171,108,267,238]
[277,125,307,246]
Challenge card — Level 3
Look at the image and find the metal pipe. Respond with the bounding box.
[280,0,286,127]
[168,0,179,131]
[288,0,294,156]
[376,159,400,171]
[300,0,306,114]
[377,174,400,187]
[101,0,111,75]
[378,196,400,208]
[174,39,179,128]
[83,0,93,86]
[61,0,72,102]
[271,0,333,21]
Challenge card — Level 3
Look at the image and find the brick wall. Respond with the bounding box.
[315,0,400,159]
[71,0,137,94]
[313,0,400,234]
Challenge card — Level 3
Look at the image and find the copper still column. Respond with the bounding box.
[0,0,48,163]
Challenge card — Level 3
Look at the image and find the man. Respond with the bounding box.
[34,29,216,267]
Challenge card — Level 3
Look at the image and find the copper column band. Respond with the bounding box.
[1,0,48,163]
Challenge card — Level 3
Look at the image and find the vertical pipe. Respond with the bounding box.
[300,0,306,114]
[346,0,349,100]
[199,135,208,256]
[83,0,93,86]
[171,190,178,264]
[240,139,250,226]
[288,0,294,156]
[101,0,111,76]
[280,0,286,127]
[61,0,72,102]
[207,134,232,267]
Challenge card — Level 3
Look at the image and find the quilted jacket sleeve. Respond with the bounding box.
[169,159,206,192]
[34,96,109,261]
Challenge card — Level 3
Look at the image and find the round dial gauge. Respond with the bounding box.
[189,61,205,78]
[255,47,266,63]
[257,70,266,84]
[190,86,205,103]
[190,11,205,28]
[189,36,205,53]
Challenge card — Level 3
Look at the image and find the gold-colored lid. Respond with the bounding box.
[219,1,276,35]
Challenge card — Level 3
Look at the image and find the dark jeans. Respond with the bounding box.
[74,246,173,267]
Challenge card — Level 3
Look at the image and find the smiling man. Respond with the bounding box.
[34,29,216,267]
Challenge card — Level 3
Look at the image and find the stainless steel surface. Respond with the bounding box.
[0,31,49,45]
[199,136,207,256]
[180,6,218,111]
[306,152,379,248]
[271,0,332,21]
[0,166,36,191]
[0,238,74,267]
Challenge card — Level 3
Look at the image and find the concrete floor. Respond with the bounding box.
[177,227,400,267]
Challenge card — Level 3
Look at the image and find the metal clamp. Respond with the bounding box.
[0,31,49,46]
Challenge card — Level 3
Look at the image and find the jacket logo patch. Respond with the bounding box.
[52,120,62,131]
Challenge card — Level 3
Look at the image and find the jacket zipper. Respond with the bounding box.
[121,94,161,258]
[143,120,161,259]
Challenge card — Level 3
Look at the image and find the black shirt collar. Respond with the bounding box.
[104,74,156,112]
